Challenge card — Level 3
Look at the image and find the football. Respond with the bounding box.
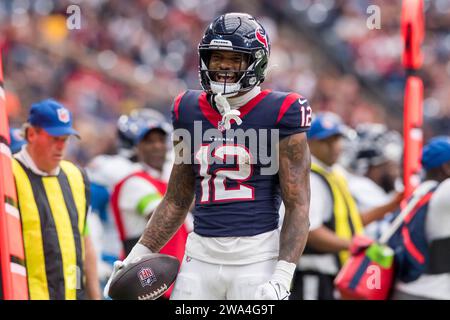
[108,253,180,300]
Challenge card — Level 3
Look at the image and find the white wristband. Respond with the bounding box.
[123,243,153,265]
[271,260,296,290]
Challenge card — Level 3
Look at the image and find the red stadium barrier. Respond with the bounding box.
[0,50,29,300]
[401,0,425,199]
[402,77,423,199]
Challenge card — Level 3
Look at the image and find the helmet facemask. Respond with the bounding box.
[199,46,268,97]
[198,13,270,97]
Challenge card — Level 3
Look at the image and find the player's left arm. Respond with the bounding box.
[255,132,310,300]
[278,132,311,264]
[255,94,311,300]
[275,94,311,262]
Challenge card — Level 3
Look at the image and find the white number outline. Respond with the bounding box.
[300,103,312,127]
[195,144,255,203]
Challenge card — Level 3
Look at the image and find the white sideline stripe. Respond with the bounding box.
[5,202,20,220]
[0,86,5,101]
[0,142,12,158]
[10,262,26,277]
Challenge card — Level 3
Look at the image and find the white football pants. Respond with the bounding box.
[170,255,277,300]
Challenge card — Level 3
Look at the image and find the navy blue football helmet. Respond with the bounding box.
[198,13,270,96]
[117,108,171,152]
[350,123,403,175]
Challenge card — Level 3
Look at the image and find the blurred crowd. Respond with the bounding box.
[2,0,448,165]
[273,0,450,136]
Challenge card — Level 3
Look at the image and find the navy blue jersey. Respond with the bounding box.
[172,89,311,237]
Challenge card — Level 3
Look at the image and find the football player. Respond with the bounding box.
[344,123,404,239]
[105,12,312,300]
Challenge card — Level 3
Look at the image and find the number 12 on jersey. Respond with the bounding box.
[195,144,255,203]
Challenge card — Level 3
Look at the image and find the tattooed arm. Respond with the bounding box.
[103,147,195,298]
[278,132,311,264]
[138,161,195,252]
[255,132,311,300]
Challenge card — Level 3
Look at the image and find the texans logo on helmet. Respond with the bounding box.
[137,267,157,287]
[255,28,268,50]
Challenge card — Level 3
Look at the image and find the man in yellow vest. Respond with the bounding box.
[12,99,100,300]
[290,112,402,300]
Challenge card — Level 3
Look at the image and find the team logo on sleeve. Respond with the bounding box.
[138,267,157,287]
[255,28,268,50]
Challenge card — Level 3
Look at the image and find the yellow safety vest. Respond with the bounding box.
[311,162,364,266]
[12,159,88,300]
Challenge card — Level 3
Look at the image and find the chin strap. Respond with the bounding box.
[214,93,242,130]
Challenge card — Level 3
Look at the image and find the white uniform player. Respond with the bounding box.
[345,171,392,238]
[86,114,142,281]
[342,123,403,239]
[86,109,171,281]
[86,153,141,260]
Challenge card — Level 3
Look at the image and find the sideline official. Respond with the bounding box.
[13,99,100,300]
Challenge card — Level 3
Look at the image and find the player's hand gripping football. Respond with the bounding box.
[103,243,152,299]
[254,260,296,300]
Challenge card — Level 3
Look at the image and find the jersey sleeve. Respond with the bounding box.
[119,176,162,217]
[171,91,186,130]
[276,93,312,139]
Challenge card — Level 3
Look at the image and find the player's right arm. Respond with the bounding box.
[139,160,195,251]
[139,91,195,251]
[104,92,194,298]
[103,142,195,298]
[135,91,195,252]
